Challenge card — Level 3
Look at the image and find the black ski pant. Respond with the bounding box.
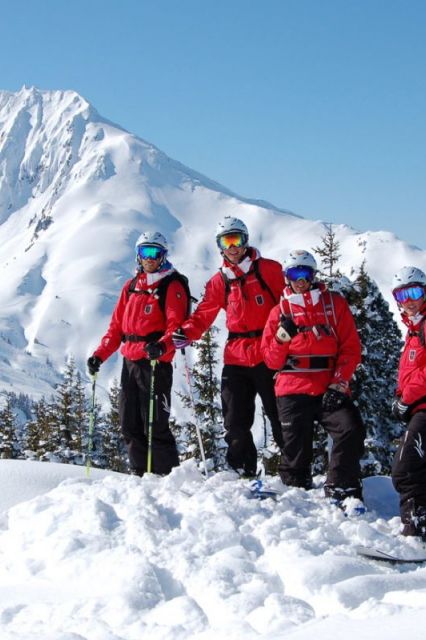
[392,411,426,519]
[119,358,179,475]
[277,394,365,490]
[221,362,282,474]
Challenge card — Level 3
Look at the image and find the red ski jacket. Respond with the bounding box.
[182,250,285,367]
[397,304,426,412]
[261,283,361,396]
[93,268,189,364]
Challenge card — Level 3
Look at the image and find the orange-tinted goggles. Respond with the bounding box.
[218,232,246,250]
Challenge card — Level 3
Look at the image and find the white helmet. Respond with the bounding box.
[392,266,426,292]
[284,250,317,272]
[135,231,168,252]
[215,216,249,247]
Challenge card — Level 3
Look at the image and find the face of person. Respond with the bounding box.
[285,265,315,294]
[223,245,247,264]
[393,284,426,317]
[400,297,425,317]
[289,278,312,294]
[141,256,163,273]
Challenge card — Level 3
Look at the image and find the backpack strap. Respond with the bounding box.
[127,271,194,317]
[409,316,426,347]
[220,259,278,307]
[252,260,279,304]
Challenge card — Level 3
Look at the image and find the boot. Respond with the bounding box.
[280,472,313,490]
[401,499,426,540]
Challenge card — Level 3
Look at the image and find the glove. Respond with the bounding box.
[172,328,191,350]
[322,386,347,413]
[276,315,298,343]
[145,341,166,360]
[87,355,102,376]
[391,397,411,423]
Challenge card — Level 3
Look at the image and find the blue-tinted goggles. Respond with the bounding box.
[137,245,165,260]
[285,265,315,282]
[393,285,425,304]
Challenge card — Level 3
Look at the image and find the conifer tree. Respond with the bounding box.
[50,357,87,464]
[312,223,342,282]
[345,261,403,474]
[24,397,57,460]
[175,327,225,470]
[101,378,128,472]
[0,394,19,459]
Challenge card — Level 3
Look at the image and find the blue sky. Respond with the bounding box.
[1,0,425,248]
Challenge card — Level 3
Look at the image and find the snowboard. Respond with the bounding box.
[356,545,426,565]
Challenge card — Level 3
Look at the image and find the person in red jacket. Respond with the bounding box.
[87,231,189,476]
[390,266,426,540]
[172,216,285,477]
[261,249,365,503]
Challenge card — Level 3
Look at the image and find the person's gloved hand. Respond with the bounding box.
[322,383,347,413]
[145,341,166,360]
[172,328,191,350]
[391,397,411,423]
[276,315,298,343]
[87,355,102,376]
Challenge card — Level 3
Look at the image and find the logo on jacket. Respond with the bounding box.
[162,394,171,414]
[145,305,153,315]
[414,433,424,459]
[255,294,264,305]
[409,349,416,362]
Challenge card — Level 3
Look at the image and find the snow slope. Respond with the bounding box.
[1,87,426,402]
[0,460,426,639]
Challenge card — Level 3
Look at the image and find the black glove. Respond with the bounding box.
[145,341,166,360]
[392,397,411,423]
[322,387,346,413]
[276,315,298,343]
[172,328,191,349]
[87,355,102,376]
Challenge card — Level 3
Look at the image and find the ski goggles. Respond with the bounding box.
[393,285,425,303]
[217,232,247,250]
[285,265,315,282]
[137,245,165,260]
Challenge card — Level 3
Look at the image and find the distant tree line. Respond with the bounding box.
[0,226,405,477]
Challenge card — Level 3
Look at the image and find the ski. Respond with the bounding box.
[356,545,426,564]
[247,479,279,501]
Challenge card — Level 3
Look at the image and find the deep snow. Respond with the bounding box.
[1,459,426,639]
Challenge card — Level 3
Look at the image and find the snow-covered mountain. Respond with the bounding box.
[1,86,425,400]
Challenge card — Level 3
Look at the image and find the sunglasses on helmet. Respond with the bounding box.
[217,232,246,250]
[285,265,315,282]
[137,245,165,260]
[393,285,425,304]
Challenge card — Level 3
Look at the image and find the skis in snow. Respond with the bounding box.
[356,545,426,564]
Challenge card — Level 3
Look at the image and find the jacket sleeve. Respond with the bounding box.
[399,328,426,404]
[93,281,131,362]
[160,279,191,354]
[331,295,362,385]
[181,275,224,341]
[261,305,290,370]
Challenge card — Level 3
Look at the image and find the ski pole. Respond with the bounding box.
[86,373,97,478]
[147,359,157,474]
[182,349,208,478]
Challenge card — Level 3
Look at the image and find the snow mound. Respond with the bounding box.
[0,460,426,639]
